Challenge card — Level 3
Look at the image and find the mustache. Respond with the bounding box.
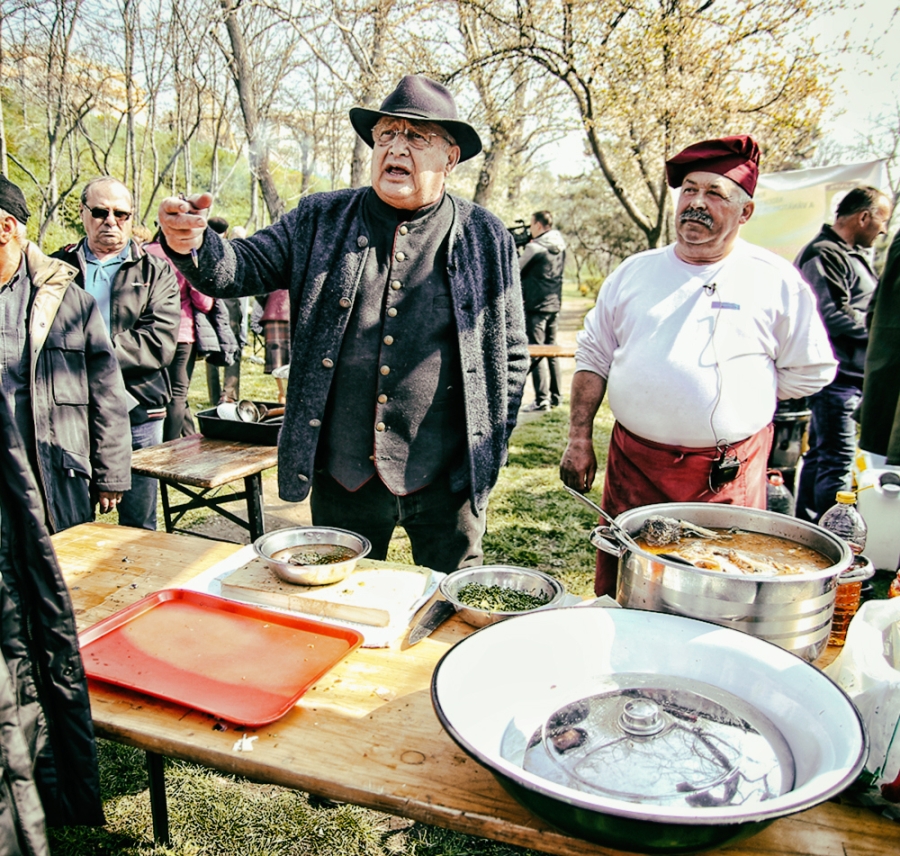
[679,208,714,228]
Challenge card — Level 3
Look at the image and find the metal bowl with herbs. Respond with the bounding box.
[439,566,566,629]
[254,526,371,586]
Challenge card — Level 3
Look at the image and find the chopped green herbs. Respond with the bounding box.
[285,546,356,566]
[456,582,551,613]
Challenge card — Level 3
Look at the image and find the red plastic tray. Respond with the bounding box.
[79,589,363,726]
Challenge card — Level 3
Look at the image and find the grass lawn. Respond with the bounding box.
[50,352,614,855]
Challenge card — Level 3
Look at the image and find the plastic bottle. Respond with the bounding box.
[819,491,869,647]
[766,469,793,515]
[819,491,867,555]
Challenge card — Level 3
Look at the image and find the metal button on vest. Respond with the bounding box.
[377,394,387,404]
[399,225,409,236]
[395,251,406,262]
[380,365,390,376]
[391,280,402,290]
[339,297,351,308]
[357,235,368,247]
[309,419,321,428]
[387,307,398,317]
[322,358,334,368]
[376,422,386,432]
[297,473,309,482]
[383,335,394,345]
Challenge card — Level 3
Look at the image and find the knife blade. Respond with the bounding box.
[408,599,456,645]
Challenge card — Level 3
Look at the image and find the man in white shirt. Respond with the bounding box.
[560,135,837,595]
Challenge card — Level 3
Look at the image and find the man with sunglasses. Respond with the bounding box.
[158,75,528,572]
[53,176,180,530]
[0,175,132,532]
[560,137,837,595]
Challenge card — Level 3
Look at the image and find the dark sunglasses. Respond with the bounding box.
[85,206,133,222]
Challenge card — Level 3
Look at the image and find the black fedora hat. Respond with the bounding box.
[350,75,482,162]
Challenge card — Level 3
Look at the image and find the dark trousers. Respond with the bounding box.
[164,342,198,442]
[796,381,861,523]
[310,470,485,573]
[207,297,245,403]
[526,311,562,405]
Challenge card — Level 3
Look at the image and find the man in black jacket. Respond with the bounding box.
[157,76,528,572]
[519,210,566,411]
[53,177,180,530]
[794,185,892,521]
[0,385,104,849]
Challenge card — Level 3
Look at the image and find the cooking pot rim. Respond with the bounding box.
[600,502,852,579]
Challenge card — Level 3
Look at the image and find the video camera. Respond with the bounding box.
[507,218,531,249]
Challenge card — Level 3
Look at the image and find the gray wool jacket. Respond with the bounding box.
[165,188,529,512]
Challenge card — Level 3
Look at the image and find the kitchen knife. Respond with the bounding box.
[408,599,456,645]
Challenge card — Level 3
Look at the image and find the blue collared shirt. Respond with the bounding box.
[83,243,132,330]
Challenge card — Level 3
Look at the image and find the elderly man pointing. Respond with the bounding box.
[159,75,528,572]
[560,136,837,595]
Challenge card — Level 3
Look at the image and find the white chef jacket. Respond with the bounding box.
[575,240,837,447]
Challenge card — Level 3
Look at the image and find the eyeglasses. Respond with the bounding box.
[374,127,450,150]
[85,206,133,222]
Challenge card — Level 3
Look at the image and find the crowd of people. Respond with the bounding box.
[0,71,897,847]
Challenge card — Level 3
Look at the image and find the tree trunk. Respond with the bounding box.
[220,0,284,221]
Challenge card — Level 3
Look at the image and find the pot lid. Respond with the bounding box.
[522,674,794,809]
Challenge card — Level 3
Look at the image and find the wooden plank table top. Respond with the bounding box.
[528,344,577,359]
[130,434,279,488]
[54,523,897,856]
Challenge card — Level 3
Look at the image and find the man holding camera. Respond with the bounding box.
[519,210,567,411]
[560,136,836,595]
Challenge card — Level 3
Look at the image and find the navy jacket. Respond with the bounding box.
[165,188,529,512]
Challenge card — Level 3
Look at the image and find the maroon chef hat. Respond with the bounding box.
[666,135,760,197]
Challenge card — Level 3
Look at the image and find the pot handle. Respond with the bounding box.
[590,525,626,557]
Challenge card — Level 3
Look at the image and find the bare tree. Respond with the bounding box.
[461,0,845,247]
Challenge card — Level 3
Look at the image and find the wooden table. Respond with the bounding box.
[55,523,897,856]
[528,344,577,360]
[130,434,279,541]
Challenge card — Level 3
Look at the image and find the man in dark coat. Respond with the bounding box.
[860,227,900,463]
[0,177,132,533]
[519,209,567,411]
[0,385,105,853]
[53,177,180,530]
[157,75,529,572]
[794,186,892,521]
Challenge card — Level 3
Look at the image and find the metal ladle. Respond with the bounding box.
[236,401,286,423]
[562,485,695,567]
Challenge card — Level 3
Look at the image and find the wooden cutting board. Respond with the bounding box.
[220,558,432,627]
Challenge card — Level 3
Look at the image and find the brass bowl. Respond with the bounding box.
[254,527,371,586]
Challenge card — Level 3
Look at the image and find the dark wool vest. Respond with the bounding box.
[321,190,465,494]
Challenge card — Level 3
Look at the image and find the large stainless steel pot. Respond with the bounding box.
[592,503,852,662]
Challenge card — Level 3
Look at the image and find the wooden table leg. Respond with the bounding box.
[245,473,266,541]
[146,751,170,844]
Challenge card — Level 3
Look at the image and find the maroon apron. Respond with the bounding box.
[594,422,774,595]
